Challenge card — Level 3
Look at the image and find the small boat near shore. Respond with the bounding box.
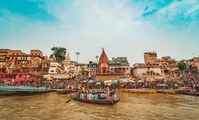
[175,87,192,94]
[72,96,120,105]
[0,86,51,96]
[129,89,157,94]
[57,89,69,94]
[68,89,78,92]
[157,89,175,94]
[184,91,199,96]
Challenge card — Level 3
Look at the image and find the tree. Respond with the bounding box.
[178,60,186,71]
[50,47,67,62]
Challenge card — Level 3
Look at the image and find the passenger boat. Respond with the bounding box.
[0,91,16,96]
[157,89,175,94]
[57,89,69,94]
[68,89,78,92]
[72,96,120,105]
[129,89,157,94]
[175,87,192,94]
[184,91,199,96]
[0,86,51,96]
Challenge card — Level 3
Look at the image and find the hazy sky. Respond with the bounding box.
[0,0,199,65]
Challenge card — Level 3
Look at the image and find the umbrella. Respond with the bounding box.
[137,80,144,83]
[112,80,117,85]
[129,80,135,83]
[104,80,112,85]
[122,80,128,83]
[47,77,53,81]
[96,82,101,85]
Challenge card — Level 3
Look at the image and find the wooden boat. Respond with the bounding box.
[15,90,50,96]
[0,86,51,96]
[157,89,175,94]
[175,87,192,94]
[129,89,157,94]
[68,89,78,92]
[0,91,17,96]
[73,96,120,105]
[0,90,50,96]
[57,89,69,94]
[184,91,199,96]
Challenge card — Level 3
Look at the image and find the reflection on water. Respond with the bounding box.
[0,92,199,120]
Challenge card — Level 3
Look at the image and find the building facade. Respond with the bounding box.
[132,63,162,78]
[160,56,179,75]
[88,61,97,77]
[109,57,131,76]
[132,52,180,79]
[0,49,50,74]
[98,49,110,74]
[144,52,159,65]
[186,57,199,73]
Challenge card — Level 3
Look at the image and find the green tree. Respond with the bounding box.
[178,60,186,71]
[50,47,67,62]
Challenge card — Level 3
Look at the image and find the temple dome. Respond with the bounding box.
[99,49,109,64]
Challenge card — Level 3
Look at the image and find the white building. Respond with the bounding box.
[132,63,162,78]
[48,62,62,74]
[109,57,131,76]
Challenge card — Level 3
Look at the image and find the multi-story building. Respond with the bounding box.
[132,52,180,79]
[88,61,97,77]
[48,62,62,74]
[186,57,199,73]
[109,57,131,76]
[63,53,77,76]
[144,52,159,65]
[98,49,110,74]
[78,63,88,76]
[132,63,162,78]
[0,49,50,74]
[160,56,179,75]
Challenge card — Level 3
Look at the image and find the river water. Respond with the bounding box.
[0,92,199,120]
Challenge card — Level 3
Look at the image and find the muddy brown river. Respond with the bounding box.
[0,92,199,120]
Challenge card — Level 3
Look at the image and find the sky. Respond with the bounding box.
[0,0,199,65]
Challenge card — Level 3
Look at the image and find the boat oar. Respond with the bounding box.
[66,99,71,103]
[66,92,78,104]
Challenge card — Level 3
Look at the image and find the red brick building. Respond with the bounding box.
[98,49,110,74]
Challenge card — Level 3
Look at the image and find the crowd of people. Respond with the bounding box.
[77,89,117,100]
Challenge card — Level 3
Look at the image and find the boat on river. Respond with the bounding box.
[175,87,192,94]
[0,86,51,96]
[184,91,199,96]
[68,89,78,92]
[72,96,120,105]
[129,89,157,94]
[157,89,175,94]
[57,89,69,94]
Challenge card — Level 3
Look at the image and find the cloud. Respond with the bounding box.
[141,0,199,32]
[0,0,199,64]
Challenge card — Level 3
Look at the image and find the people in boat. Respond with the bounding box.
[77,90,116,100]
[94,93,98,100]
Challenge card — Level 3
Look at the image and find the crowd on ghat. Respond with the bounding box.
[43,80,80,90]
[106,74,199,91]
[1,73,199,92]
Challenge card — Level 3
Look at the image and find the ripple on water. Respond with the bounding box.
[0,92,199,120]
